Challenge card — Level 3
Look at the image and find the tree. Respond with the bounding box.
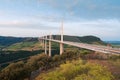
[0,61,25,80]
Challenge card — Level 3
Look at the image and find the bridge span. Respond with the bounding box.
[39,21,120,56]
[42,38,120,55]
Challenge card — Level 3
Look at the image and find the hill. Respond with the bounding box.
[0,35,106,51]
[0,36,24,46]
[52,35,105,44]
[6,41,41,51]
[0,36,38,49]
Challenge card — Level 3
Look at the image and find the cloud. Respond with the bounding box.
[0,20,58,30]
[63,19,120,40]
[0,18,120,40]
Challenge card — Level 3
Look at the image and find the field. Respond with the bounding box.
[6,41,42,51]
[112,44,120,48]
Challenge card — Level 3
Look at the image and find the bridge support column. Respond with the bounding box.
[45,36,47,55]
[60,20,64,55]
[60,43,63,55]
[41,37,44,49]
[49,34,52,57]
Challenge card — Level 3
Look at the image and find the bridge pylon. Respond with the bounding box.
[49,34,52,57]
[60,20,64,55]
[45,35,47,55]
[42,36,44,49]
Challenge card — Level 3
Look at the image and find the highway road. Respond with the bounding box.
[45,39,120,55]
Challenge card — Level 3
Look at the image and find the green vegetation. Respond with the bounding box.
[0,54,47,80]
[0,49,90,80]
[0,36,25,46]
[112,44,120,48]
[0,50,43,64]
[0,41,119,80]
[1,48,117,80]
[0,35,106,50]
[0,50,44,71]
[0,49,59,70]
[7,41,36,49]
[0,61,25,80]
[110,58,120,68]
[105,41,120,48]
[0,36,38,50]
[36,60,113,80]
[0,35,117,80]
[108,55,120,79]
[52,35,105,45]
[6,41,41,50]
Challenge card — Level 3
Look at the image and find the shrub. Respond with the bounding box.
[0,61,25,80]
[36,60,114,80]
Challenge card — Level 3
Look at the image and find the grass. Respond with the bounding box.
[0,45,4,48]
[112,44,120,48]
[6,41,42,51]
[36,60,113,80]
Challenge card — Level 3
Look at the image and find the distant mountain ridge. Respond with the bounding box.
[0,36,24,46]
[105,41,120,45]
[0,36,38,47]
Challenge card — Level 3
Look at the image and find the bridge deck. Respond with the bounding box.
[44,39,120,55]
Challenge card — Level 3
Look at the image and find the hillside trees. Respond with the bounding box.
[0,61,25,80]
[0,50,42,64]
[0,49,82,80]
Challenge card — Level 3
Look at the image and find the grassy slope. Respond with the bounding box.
[35,50,120,80]
[112,44,120,48]
[105,41,120,48]
[6,41,42,51]
[52,35,105,45]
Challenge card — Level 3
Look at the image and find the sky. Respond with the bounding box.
[0,0,120,41]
